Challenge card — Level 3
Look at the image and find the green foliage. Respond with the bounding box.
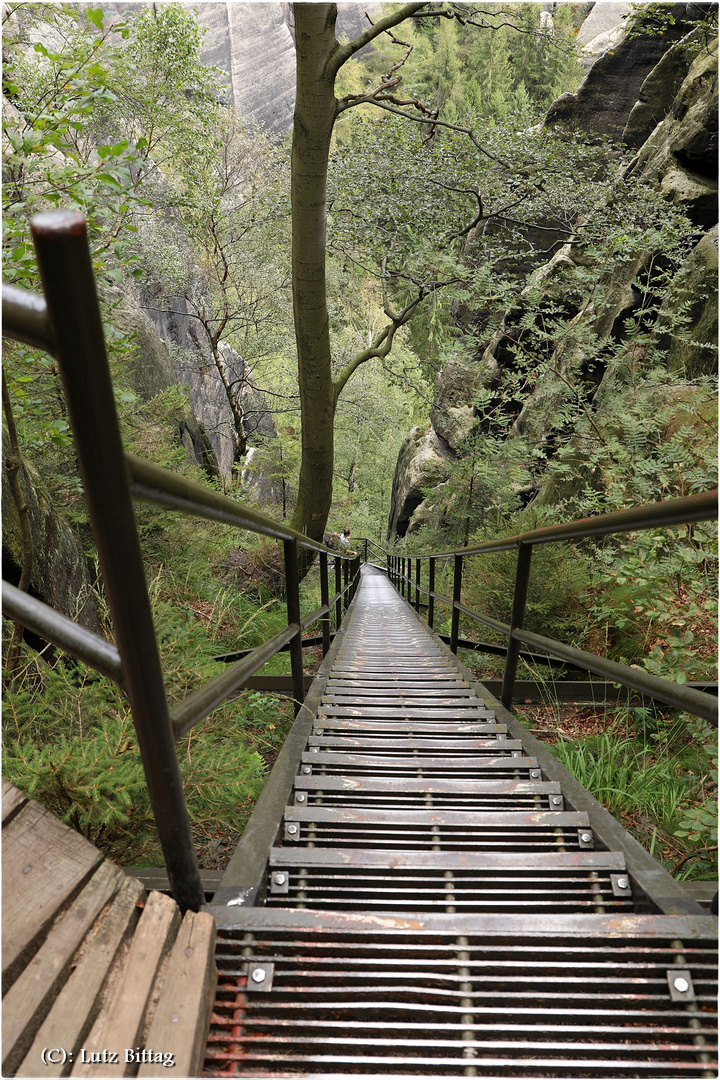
[2,2,228,501]
[586,524,718,678]
[338,3,585,123]
[550,730,689,824]
[3,5,145,290]
[543,714,718,880]
[625,2,718,41]
[1,566,290,863]
[672,714,718,875]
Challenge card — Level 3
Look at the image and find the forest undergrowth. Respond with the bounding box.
[2,508,326,868]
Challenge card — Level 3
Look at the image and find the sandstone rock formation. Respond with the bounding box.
[622,24,713,147]
[196,3,296,133]
[387,426,456,540]
[577,2,632,60]
[2,427,101,638]
[659,224,718,378]
[195,2,381,133]
[110,289,220,476]
[624,40,719,225]
[114,288,277,479]
[112,2,381,134]
[545,3,709,142]
[387,12,718,540]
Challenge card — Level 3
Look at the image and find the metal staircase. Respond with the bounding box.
[203,568,717,1078]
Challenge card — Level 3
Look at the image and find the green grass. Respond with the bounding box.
[546,723,717,881]
[2,513,318,867]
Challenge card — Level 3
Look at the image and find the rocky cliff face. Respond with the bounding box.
[112,2,380,136]
[387,13,718,541]
[194,2,381,133]
[545,3,712,144]
[114,287,278,481]
[387,426,456,540]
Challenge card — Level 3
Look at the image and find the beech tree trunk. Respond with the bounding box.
[289,3,339,543]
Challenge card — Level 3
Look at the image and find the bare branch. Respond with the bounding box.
[330,3,436,75]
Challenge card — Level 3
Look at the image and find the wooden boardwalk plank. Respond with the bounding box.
[2,859,124,1075]
[70,891,181,1078]
[2,779,27,825]
[16,875,144,1078]
[2,800,103,994]
[137,910,216,1078]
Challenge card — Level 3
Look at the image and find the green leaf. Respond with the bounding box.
[86,8,105,29]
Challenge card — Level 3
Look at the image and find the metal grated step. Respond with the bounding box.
[306,736,525,754]
[299,752,541,779]
[263,851,634,914]
[204,914,718,1078]
[281,807,596,852]
[291,776,565,812]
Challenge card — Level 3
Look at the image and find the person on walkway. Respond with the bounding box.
[338,528,356,555]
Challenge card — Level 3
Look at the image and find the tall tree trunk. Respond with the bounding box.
[289,3,338,543]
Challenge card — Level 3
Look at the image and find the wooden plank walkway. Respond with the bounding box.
[204,568,718,1077]
[2,781,216,1078]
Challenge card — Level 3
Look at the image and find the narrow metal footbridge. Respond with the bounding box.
[2,211,718,1077]
[202,567,717,1078]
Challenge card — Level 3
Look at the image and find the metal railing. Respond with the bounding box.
[3,210,717,912]
[2,210,361,911]
[383,494,718,725]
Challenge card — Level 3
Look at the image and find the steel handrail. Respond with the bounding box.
[412,490,718,558]
[373,486,718,725]
[1,211,362,911]
[126,453,332,554]
[2,582,124,685]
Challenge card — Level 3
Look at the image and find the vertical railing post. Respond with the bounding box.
[335,555,342,629]
[450,553,463,654]
[30,210,204,912]
[414,557,421,613]
[343,557,350,610]
[501,542,533,710]
[364,538,368,562]
[319,551,330,657]
[401,557,406,597]
[283,539,305,715]
[428,558,435,629]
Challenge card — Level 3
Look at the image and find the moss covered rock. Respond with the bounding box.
[387,425,456,540]
[625,41,718,226]
[659,225,719,378]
